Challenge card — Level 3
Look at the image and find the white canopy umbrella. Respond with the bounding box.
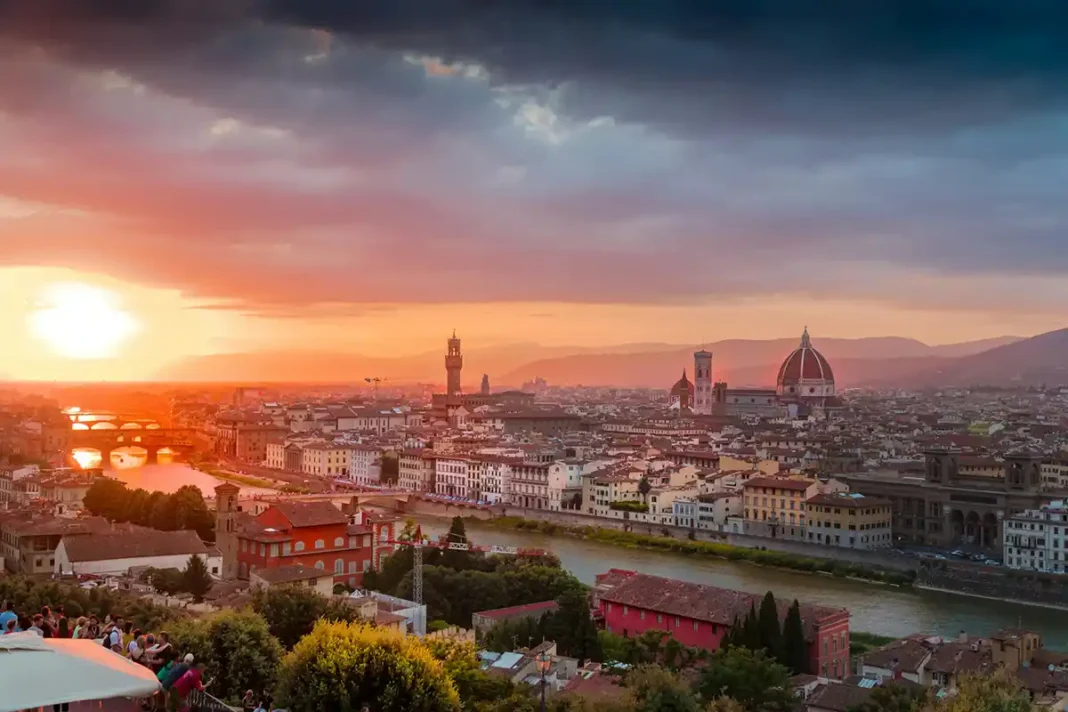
[0,632,162,712]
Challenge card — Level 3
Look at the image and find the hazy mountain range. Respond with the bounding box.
[154,331,1068,388]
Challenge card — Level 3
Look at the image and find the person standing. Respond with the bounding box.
[171,662,209,712]
[57,617,71,639]
[0,601,16,632]
[28,614,45,636]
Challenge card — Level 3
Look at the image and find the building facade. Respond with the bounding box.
[1004,500,1068,574]
[742,477,819,539]
[398,450,436,492]
[597,571,851,678]
[804,493,893,550]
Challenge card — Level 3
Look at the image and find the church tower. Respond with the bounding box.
[480,374,490,395]
[693,350,713,415]
[446,330,463,398]
[214,482,240,580]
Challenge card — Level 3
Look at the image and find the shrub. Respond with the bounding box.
[169,609,283,703]
[276,620,460,712]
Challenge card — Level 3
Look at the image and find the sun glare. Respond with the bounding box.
[29,283,139,359]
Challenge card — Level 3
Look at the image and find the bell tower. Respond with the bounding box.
[446,330,463,398]
[693,350,713,415]
[214,482,241,580]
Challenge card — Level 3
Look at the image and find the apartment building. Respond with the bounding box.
[300,443,351,478]
[398,450,436,492]
[435,456,471,499]
[348,445,384,486]
[511,460,552,509]
[1004,500,1068,574]
[804,492,893,550]
[742,476,820,540]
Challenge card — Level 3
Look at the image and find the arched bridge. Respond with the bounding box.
[69,427,199,462]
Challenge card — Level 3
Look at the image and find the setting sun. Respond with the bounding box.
[28,283,139,359]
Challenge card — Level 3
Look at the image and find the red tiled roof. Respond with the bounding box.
[742,477,814,492]
[272,501,348,528]
[474,601,560,620]
[599,572,846,639]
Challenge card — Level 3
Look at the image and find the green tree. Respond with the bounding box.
[850,682,931,712]
[182,554,213,602]
[251,585,364,648]
[426,637,533,712]
[149,567,186,595]
[169,609,284,704]
[171,485,215,540]
[638,477,652,501]
[83,478,130,520]
[742,604,762,650]
[781,600,808,675]
[757,592,783,661]
[921,671,1034,712]
[696,648,795,712]
[626,665,699,712]
[484,615,545,653]
[545,588,603,662]
[442,516,473,569]
[381,453,400,485]
[122,488,150,523]
[275,620,461,712]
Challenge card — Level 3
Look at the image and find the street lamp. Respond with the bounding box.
[536,652,552,712]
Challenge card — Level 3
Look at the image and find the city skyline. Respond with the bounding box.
[2,3,1068,380]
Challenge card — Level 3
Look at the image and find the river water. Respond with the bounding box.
[84,456,1068,648]
[74,448,277,496]
[417,518,1068,649]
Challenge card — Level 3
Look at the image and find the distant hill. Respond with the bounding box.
[498,335,1019,388]
[157,333,1040,388]
[901,329,1068,387]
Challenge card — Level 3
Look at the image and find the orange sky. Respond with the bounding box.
[4,266,1064,382]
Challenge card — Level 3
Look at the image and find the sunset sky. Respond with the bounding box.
[2,2,1067,381]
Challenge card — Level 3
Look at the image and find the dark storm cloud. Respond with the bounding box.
[1,0,1068,313]
[6,0,1068,135]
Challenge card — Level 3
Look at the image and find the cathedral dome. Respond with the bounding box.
[776,328,835,399]
[670,369,695,409]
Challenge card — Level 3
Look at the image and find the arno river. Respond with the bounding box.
[418,518,1068,648]
[99,463,1068,648]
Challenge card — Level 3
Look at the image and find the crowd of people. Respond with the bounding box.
[1,599,233,712]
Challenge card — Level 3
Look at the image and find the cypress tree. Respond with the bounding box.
[757,591,784,661]
[782,599,809,675]
[722,616,741,649]
[743,603,762,650]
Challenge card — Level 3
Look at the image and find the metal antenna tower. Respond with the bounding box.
[364,376,383,402]
[412,527,424,605]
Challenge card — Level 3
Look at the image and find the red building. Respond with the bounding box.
[595,570,851,678]
[235,501,395,589]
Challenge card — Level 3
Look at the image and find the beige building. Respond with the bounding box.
[742,476,820,539]
[250,564,335,596]
[587,472,641,511]
[804,493,893,549]
[301,443,351,478]
[0,513,109,574]
[398,450,436,492]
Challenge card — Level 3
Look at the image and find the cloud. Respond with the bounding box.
[0,1,1067,315]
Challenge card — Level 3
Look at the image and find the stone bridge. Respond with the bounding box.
[69,427,198,462]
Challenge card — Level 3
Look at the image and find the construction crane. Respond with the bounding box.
[364,376,383,402]
[388,527,550,605]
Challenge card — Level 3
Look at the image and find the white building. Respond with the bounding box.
[435,456,471,499]
[55,529,221,577]
[547,459,585,511]
[349,445,384,486]
[1004,500,1068,574]
[265,442,286,470]
[510,461,551,509]
[469,457,514,505]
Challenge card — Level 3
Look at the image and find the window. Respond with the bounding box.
[283,542,291,555]
[315,539,325,549]
[259,543,266,556]
[240,539,247,552]
[348,561,358,574]
[692,620,699,632]
[657,613,663,624]
[270,544,279,557]
[315,560,325,570]
[623,605,629,616]
[335,537,345,548]
[606,603,612,613]
[295,541,305,552]
[640,610,645,621]
[675,617,680,628]
[362,560,371,572]
[334,559,344,574]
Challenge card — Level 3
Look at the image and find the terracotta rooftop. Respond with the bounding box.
[804,683,873,712]
[61,529,209,563]
[742,477,815,492]
[598,571,846,638]
[251,564,325,585]
[474,601,560,620]
[272,501,348,528]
